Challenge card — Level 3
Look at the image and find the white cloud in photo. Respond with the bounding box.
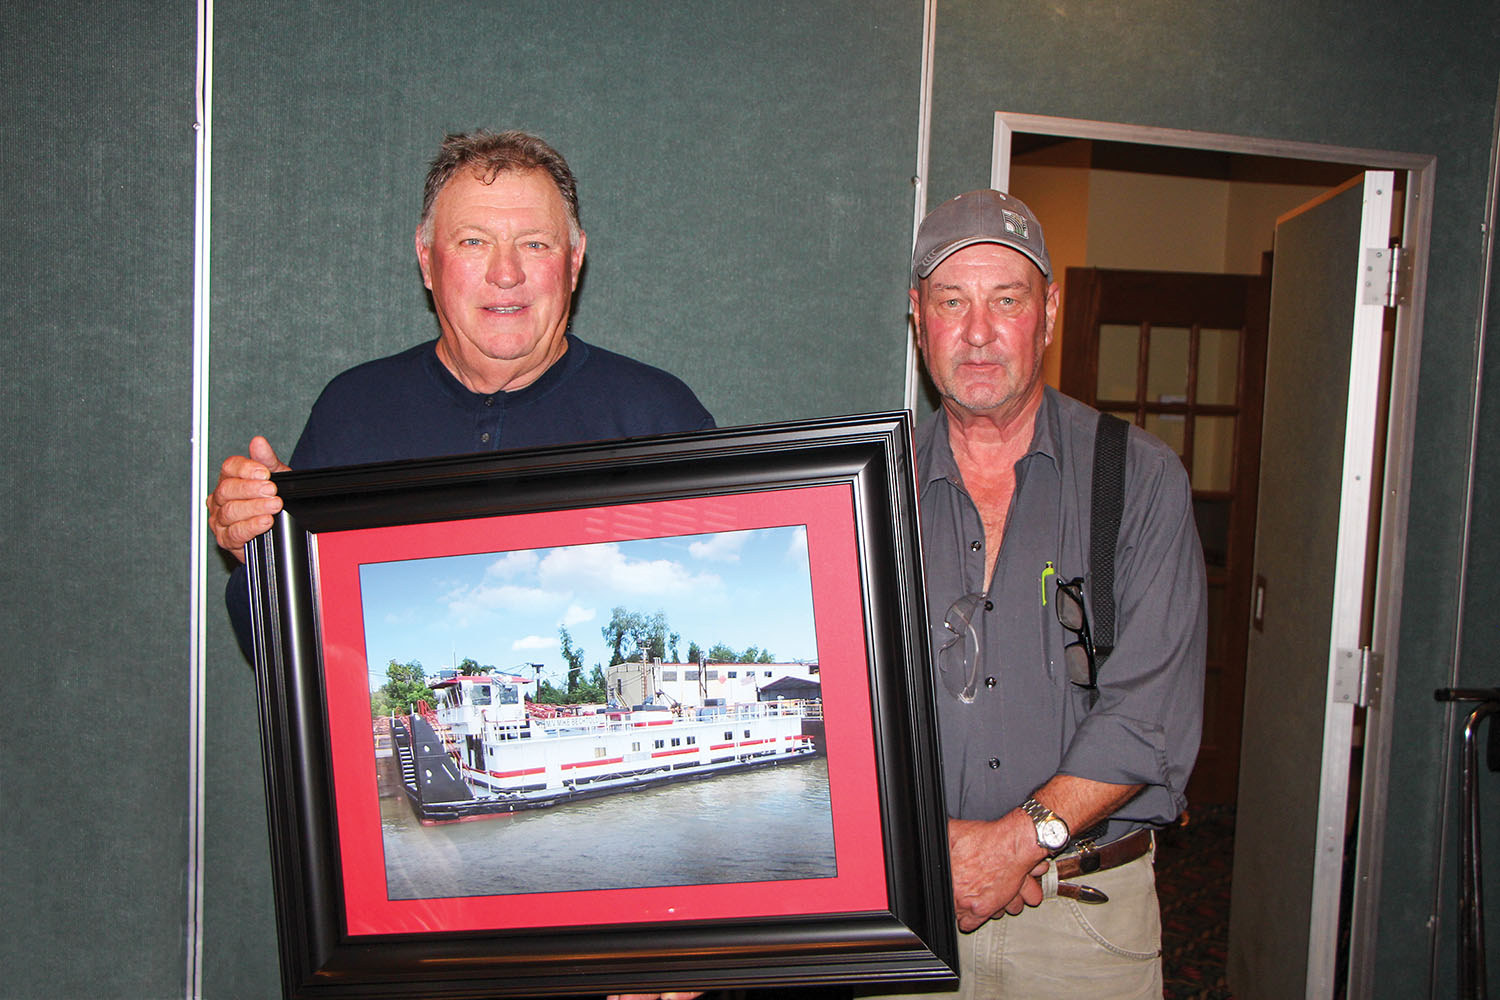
[512,634,556,651]
[561,603,595,626]
[536,541,721,597]
[483,550,540,578]
[688,532,748,563]
[444,581,570,627]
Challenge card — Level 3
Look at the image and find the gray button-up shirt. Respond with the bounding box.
[918,387,1206,842]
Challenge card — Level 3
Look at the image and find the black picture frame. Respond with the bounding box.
[247,412,956,998]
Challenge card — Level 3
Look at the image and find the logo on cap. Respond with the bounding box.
[1002,210,1028,240]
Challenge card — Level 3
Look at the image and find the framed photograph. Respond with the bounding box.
[247,412,956,998]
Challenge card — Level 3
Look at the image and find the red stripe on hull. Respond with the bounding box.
[479,765,545,779]
[562,757,626,771]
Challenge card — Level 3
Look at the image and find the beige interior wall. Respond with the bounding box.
[1084,170,1233,272]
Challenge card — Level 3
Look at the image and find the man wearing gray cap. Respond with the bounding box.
[877,191,1207,998]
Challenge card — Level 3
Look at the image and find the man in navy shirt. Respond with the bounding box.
[208,130,713,655]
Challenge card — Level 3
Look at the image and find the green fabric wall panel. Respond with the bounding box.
[1454,178,1500,997]
[1,2,197,997]
[203,3,922,994]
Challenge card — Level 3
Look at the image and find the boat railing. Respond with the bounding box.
[415,705,465,759]
[474,699,824,740]
[734,698,820,720]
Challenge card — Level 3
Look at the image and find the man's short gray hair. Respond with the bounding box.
[419,129,581,245]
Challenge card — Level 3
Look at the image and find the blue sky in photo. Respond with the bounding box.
[356,525,819,691]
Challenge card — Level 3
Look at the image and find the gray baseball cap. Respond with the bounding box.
[911,189,1052,285]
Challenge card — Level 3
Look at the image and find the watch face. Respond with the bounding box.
[1038,818,1069,850]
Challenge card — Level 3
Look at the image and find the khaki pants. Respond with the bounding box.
[862,847,1161,1000]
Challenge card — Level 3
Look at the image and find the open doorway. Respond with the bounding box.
[968,114,1434,1000]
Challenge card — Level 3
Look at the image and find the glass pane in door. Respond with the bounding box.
[1193,415,1236,491]
[1147,326,1190,402]
[1145,412,1185,458]
[1198,328,1240,405]
[1097,324,1139,401]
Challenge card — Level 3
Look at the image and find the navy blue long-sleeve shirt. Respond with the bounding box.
[226,335,714,656]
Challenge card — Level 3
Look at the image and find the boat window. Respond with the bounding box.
[632,742,641,752]
[662,670,678,681]
[472,685,491,706]
[687,736,696,745]
[724,731,734,741]
[686,670,700,681]
[706,670,718,680]
[654,739,665,749]
[499,684,518,705]
[727,670,738,678]
[671,737,681,747]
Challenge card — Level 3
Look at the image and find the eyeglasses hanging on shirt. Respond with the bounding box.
[1055,576,1099,691]
[938,578,1099,704]
[937,592,989,704]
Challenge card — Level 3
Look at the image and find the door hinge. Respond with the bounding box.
[1362,245,1410,307]
[1333,647,1383,708]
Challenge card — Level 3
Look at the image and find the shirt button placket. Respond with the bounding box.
[480,396,497,448]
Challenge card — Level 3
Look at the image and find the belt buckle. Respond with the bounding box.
[1074,838,1101,875]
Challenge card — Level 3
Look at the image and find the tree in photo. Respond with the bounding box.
[702,642,775,664]
[371,659,434,717]
[559,625,587,697]
[601,607,675,665]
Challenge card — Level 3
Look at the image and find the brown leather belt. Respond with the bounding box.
[1055,828,1153,880]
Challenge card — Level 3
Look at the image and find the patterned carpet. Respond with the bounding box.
[1157,805,1237,999]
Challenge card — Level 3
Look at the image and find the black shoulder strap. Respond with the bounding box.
[1091,412,1129,666]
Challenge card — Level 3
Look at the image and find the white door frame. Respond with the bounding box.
[973,112,1435,1000]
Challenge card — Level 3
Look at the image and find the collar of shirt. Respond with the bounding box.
[421,333,591,410]
[916,386,1068,497]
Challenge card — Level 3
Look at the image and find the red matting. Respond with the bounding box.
[313,484,889,937]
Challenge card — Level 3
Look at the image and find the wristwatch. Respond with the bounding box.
[1021,797,1071,854]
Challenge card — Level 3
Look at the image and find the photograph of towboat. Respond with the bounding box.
[375,664,835,898]
[381,662,824,823]
[360,524,838,896]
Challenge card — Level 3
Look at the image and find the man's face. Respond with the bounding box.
[415,167,585,391]
[910,243,1058,420]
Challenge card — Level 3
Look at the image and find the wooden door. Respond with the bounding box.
[1060,267,1270,806]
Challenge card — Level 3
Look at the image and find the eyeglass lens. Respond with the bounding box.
[938,593,985,703]
[1056,580,1096,689]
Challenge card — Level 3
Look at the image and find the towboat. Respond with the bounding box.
[386,673,820,824]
